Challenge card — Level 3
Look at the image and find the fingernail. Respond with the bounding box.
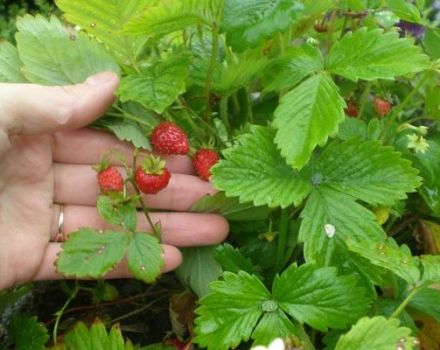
[86,72,118,86]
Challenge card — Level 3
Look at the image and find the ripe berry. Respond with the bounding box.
[193,149,220,181]
[374,97,391,117]
[344,100,359,117]
[135,156,171,194]
[97,167,124,193]
[150,122,189,155]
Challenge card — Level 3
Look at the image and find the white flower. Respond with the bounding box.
[324,223,336,238]
[407,133,429,154]
[251,338,285,350]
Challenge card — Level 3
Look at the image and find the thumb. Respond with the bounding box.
[0,71,119,135]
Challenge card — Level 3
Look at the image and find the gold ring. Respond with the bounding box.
[54,204,65,242]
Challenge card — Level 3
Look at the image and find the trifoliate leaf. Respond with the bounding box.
[0,42,26,83]
[299,187,385,265]
[56,0,147,63]
[263,44,323,92]
[117,55,189,113]
[194,271,271,350]
[214,243,258,276]
[191,192,270,221]
[57,228,129,278]
[176,246,223,297]
[15,15,119,85]
[107,123,152,151]
[123,0,221,36]
[251,311,298,346]
[127,233,163,283]
[410,287,440,322]
[63,321,133,350]
[347,238,420,285]
[311,140,421,206]
[273,73,346,170]
[327,28,429,81]
[212,126,311,208]
[420,255,440,283]
[273,264,371,332]
[9,315,48,350]
[334,316,417,350]
[221,0,304,51]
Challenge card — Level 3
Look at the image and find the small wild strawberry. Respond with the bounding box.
[374,97,391,117]
[193,149,220,181]
[150,122,189,155]
[344,100,359,117]
[135,155,171,194]
[96,166,124,193]
[314,20,328,33]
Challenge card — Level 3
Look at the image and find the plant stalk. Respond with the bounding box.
[390,285,423,319]
[274,208,290,273]
[204,25,219,120]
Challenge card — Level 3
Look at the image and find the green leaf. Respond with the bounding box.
[386,0,422,23]
[273,73,346,170]
[424,27,440,59]
[409,287,440,322]
[420,255,440,283]
[273,264,371,331]
[347,238,421,285]
[212,54,269,94]
[107,123,152,150]
[56,0,147,63]
[176,246,223,297]
[127,233,163,283]
[9,315,48,350]
[57,228,129,278]
[327,28,429,81]
[0,285,31,314]
[194,271,271,350]
[221,0,304,51]
[63,321,133,349]
[15,15,119,85]
[123,0,221,36]
[299,187,385,265]
[191,192,270,221]
[117,55,189,113]
[337,118,368,141]
[97,196,137,231]
[311,140,421,206]
[212,126,312,208]
[251,311,298,346]
[334,316,416,350]
[214,243,259,276]
[0,42,26,82]
[263,44,323,92]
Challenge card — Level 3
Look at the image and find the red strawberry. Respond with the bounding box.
[193,149,220,181]
[374,97,391,117]
[97,167,124,193]
[135,155,171,194]
[163,339,185,350]
[150,122,189,155]
[344,100,358,117]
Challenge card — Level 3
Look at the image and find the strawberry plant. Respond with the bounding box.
[1,0,440,349]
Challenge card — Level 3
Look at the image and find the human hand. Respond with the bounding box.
[0,72,228,290]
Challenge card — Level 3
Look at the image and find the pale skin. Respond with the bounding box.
[0,72,229,290]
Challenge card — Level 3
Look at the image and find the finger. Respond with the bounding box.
[54,164,215,211]
[33,243,182,281]
[53,128,195,174]
[52,205,229,247]
[0,72,119,135]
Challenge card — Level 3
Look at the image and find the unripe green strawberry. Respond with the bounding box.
[97,167,123,193]
[135,155,171,194]
[193,149,220,181]
[374,97,391,117]
[150,122,189,155]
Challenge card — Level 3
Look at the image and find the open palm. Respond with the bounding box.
[0,72,228,290]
